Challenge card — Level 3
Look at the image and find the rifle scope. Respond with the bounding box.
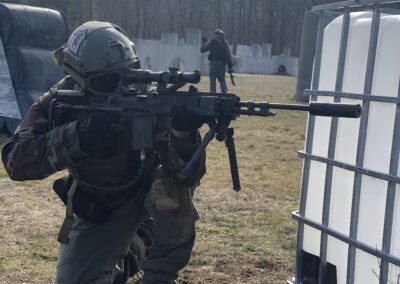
[123,68,201,85]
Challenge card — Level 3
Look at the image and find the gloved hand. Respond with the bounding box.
[228,68,234,74]
[77,112,119,156]
[201,36,208,44]
[171,106,204,132]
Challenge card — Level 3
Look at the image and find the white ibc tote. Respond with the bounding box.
[293,1,400,284]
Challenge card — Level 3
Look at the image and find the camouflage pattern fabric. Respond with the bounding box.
[2,76,205,186]
[1,76,206,283]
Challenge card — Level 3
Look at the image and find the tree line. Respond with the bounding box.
[2,0,339,56]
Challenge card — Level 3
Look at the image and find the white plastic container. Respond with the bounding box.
[301,11,400,284]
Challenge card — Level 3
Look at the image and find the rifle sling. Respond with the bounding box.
[57,177,78,244]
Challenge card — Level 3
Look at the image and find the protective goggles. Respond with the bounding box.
[85,70,124,95]
[61,63,125,95]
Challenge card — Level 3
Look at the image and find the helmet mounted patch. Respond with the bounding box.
[68,28,87,55]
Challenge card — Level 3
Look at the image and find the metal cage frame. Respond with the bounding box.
[292,0,400,283]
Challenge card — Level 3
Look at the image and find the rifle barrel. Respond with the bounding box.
[306,102,361,117]
[237,102,362,118]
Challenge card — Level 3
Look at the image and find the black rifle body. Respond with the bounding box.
[51,69,362,191]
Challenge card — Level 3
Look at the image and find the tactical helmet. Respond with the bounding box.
[214,28,225,36]
[53,21,139,94]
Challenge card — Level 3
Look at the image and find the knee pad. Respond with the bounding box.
[148,168,198,219]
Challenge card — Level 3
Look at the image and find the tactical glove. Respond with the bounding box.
[228,68,234,74]
[201,36,208,44]
[77,112,119,157]
[171,106,204,131]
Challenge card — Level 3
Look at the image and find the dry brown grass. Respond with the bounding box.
[0,73,306,284]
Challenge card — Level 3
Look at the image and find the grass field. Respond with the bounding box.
[0,74,307,283]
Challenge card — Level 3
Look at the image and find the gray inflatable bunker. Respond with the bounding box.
[6,46,64,91]
[0,3,68,48]
[0,3,69,134]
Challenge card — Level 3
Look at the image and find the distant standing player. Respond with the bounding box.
[200,29,234,93]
